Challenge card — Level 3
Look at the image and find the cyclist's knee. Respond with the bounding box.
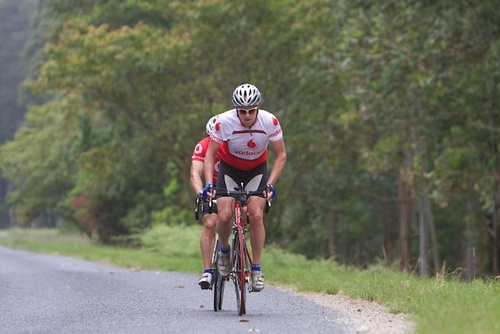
[249,210,264,225]
[220,219,232,227]
[204,218,217,232]
[218,208,233,223]
[218,213,232,225]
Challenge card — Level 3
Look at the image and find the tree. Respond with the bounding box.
[1,0,499,277]
[0,0,37,227]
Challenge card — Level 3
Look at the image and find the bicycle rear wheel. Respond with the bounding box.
[233,227,246,315]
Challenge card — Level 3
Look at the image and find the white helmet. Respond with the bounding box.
[232,83,261,107]
[205,115,218,135]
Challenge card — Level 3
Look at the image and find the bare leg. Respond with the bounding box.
[247,197,266,265]
[216,197,234,248]
[200,213,217,269]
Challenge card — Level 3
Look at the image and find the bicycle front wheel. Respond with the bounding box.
[212,236,224,312]
[233,227,246,315]
[213,270,225,311]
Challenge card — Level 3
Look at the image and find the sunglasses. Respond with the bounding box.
[237,107,258,115]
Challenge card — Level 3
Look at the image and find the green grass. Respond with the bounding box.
[1,226,498,334]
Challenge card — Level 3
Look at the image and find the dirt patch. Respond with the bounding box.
[274,286,415,334]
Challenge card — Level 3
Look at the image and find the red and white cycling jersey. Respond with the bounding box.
[191,137,220,185]
[210,109,283,171]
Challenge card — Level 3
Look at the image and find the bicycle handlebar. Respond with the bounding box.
[194,196,220,220]
[194,196,217,220]
[211,186,271,214]
[194,186,272,219]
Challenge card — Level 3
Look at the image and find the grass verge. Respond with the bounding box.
[1,226,498,334]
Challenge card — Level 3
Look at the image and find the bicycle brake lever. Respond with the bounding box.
[207,187,215,214]
[264,200,271,214]
[194,197,200,221]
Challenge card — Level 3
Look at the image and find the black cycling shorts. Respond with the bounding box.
[216,160,268,196]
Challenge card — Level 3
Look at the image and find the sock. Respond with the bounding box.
[220,245,230,254]
[204,268,214,274]
[252,263,261,272]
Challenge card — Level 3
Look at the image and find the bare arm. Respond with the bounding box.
[268,138,287,186]
[190,160,204,194]
[204,139,221,186]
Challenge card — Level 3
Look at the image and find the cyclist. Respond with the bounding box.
[203,83,287,292]
[190,115,220,289]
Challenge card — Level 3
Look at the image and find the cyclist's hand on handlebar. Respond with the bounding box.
[265,184,276,201]
[202,183,214,201]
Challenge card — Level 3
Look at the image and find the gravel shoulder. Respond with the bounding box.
[274,286,415,334]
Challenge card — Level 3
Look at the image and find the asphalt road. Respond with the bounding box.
[0,246,356,334]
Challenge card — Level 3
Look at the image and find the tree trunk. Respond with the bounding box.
[417,192,440,276]
[397,171,412,272]
[328,210,337,259]
[424,194,440,273]
[418,196,428,276]
[465,197,475,282]
[493,186,498,275]
[382,199,390,264]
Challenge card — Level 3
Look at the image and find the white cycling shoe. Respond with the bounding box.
[217,251,231,277]
[198,272,213,290]
[251,271,265,292]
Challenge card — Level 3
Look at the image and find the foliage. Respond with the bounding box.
[0,0,38,227]
[0,0,499,277]
[151,161,192,227]
[0,97,77,222]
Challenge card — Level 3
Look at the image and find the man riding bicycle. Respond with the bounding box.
[203,83,287,292]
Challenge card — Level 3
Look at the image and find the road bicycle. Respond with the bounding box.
[194,195,224,311]
[195,186,271,315]
[209,185,270,316]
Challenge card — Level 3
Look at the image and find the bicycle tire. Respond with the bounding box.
[212,237,224,312]
[213,270,225,311]
[239,229,247,315]
[219,277,225,310]
[233,227,246,315]
[232,239,241,315]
